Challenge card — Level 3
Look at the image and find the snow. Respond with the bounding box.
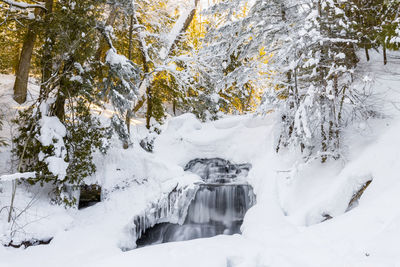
[161,0,196,60]
[106,49,129,67]
[1,50,400,266]
[0,172,35,182]
[38,116,66,149]
[2,0,45,10]
[37,114,68,179]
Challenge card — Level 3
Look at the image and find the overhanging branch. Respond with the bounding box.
[1,0,47,11]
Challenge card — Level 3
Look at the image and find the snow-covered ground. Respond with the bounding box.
[1,49,400,267]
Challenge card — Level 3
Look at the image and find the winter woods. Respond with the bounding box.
[204,0,399,162]
[1,0,400,206]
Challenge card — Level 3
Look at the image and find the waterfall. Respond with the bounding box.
[133,158,256,248]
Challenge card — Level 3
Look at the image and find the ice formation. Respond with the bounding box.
[184,158,251,184]
[119,184,198,250]
[126,158,256,249]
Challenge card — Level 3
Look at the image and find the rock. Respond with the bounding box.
[5,238,53,249]
[346,180,372,211]
[184,158,252,183]
[78,184,101,209]
[322,213,333,222]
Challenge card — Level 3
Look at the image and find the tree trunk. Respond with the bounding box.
[124,14,134,141]
[167,0,199,57]
[13,25,37,104]
[52,91,66,121]
[40,0,54,97]
[146,85,153,129]
[128,15,133,61]
[123,109,131,149]
[321,123,328,163]
[135,13,151,128]
[133,96,146,113]
[383,42,387,65]
[95,5,118,62]
[173,98,177,115]
[51,58,74,121]
[365,46,370,61]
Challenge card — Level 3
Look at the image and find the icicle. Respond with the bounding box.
[129,158,256,249]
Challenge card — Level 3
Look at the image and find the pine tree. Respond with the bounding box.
[12,0,113,205]
[377,0,400,64]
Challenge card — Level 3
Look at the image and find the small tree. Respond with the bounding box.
[13,98,109,206]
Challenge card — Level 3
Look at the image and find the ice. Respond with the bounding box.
[186,184,255,225]
[120,184,198,250]
[135,158,256,248]
[184,158,251,184]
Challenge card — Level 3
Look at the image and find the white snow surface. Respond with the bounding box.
[1,50,400,266]
[38,113,68,179]
[0,172,35,182]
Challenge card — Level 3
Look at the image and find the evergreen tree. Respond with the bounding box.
[377,0,400,64]
[11,0,114,205]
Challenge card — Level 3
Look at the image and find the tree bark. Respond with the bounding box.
[52,92,66,121]
[128,14,133,61]
[51,57,74,122]
[95,5,118,62]
[383,42,387,65]
[40,0,54,97]
[134,15,151,128]
[124,14,134,138]
[167,0,199,57]
[13,24,37,104]
[146,83,153,129]
[365,46,370,61]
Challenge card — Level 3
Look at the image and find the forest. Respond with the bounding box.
[0,1,400,267]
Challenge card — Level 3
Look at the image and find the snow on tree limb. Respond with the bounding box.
[0,172,36,182]
[161,0,200,59]
[0,0,46,10]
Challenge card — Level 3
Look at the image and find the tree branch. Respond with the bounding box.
[167,0,200,57]
[1,0,46,10]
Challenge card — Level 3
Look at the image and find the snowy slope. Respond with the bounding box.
[0,111,398,267]
[1,49,400,267]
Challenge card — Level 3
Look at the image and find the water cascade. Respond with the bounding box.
[135,158,256,247]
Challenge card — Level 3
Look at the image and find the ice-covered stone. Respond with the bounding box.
[184,158,251,184]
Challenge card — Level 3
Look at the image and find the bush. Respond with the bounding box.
[12,100,110,206]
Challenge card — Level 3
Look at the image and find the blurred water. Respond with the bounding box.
[136,158,256,247]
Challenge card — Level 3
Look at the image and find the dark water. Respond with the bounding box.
[136,158,256,247]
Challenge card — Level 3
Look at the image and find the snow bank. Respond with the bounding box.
[2,46,400,267]
[1,109,400,267]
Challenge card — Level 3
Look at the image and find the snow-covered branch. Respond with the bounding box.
[0,172,36,182]
[162,0,199,59]
[0,0,46,10]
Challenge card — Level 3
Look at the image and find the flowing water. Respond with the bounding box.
[136,158,256,247]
